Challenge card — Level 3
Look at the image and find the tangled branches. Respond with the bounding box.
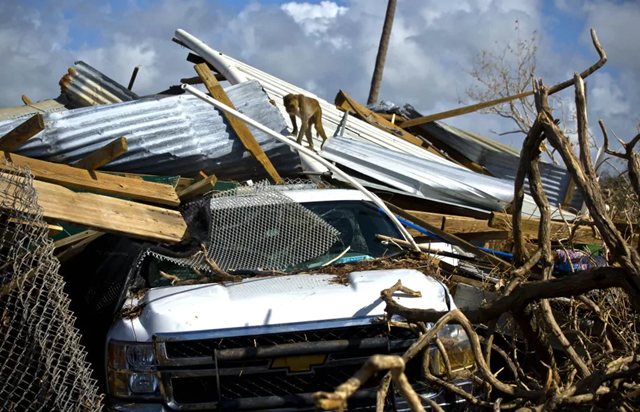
[315,28,640,411]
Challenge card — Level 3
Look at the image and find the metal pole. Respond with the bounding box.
[181,83,420,252]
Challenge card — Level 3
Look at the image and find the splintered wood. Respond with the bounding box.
[0,174,187,243]
[0,152,180,207]
[194,62,283,184]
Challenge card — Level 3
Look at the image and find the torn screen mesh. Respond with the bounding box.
[146,180,341,272]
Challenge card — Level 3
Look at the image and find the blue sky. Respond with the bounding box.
[1,0,638,160]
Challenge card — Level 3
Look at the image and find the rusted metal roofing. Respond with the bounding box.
[59,61,139,108]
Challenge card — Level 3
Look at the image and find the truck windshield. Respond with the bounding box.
[290,200,404,270]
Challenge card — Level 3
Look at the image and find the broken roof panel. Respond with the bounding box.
[173,30,464,170]
[228,56,463,168]
[0,97,68,122]
[59,61,139,108]
[321,136,514,211]
[396,106,578,210]
[0,80,301,181]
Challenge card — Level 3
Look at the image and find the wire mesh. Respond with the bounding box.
[147,179,341,272]
[0,158,103,411]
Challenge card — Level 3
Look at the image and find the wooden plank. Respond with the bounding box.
[1,152,180,207]
[178,174,217,200]
[74,136,128,170]
[334,90,458,163]
[384,201,511,271]
[193,171,208,182]
[0,174,188,243]
[0,114,45,151]
[54,230,101,250]
[194,63,283,184]
[398,91,534,129]
[488,212,602,245]
[6,218,63,237]
[376,112,408,124]
[404,210,499,234]
[181,74,226,84]
[335,90,423,147]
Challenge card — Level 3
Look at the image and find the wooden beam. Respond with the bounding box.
[335,90,423,147]
[376,112,408,124]
[488,212,602,245]
[194,63,283,184]
[398,91,534,129]
[404,210,499,234]
[21,95,32,105]
[1,152,180,207]
[187,53,220,73]
[0,114,45,151]
[180,74,226,85]
[334,90,456,162]
[178,174,217,200]
[0,175,188,243]
[54,229,101,250]
[384,201,512,271]
[74,136,128,170]
[6,218,63,237]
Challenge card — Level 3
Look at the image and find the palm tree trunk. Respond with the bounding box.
[367,0,397,106]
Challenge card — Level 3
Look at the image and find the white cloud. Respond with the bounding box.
[281,1,349,48]
[590,72,629,118]
[281,0,348,35]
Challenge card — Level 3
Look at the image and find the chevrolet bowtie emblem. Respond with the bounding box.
[271,354,327,372]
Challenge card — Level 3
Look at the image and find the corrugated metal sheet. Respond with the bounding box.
[0,97,68,122]
[59,61,139,108]
[403,110,575,209]
[321,136,514,211]
[0,80,301,180]
[221,55,465,170]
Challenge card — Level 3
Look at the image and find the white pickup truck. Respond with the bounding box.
[102,187,473,411]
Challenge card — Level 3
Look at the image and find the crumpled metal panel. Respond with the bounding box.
[59,61,139,108]
[0,80,301,180]
[395,104,576,209]
[321,136,514,211]
[222,55,465,168]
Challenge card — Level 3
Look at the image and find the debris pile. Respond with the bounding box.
[0,27,637,412]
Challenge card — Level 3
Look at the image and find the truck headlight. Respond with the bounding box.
[107,340,160,399]
[430,324,475,376]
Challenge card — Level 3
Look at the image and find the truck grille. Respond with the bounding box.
[157,322,418,410]
[171,363,375,403]
[164,323,414,359]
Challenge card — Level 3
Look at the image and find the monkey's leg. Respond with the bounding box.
[297,121,309,146]
[315,115,328,143]
[289,115,298,136]
[305,118,315,150]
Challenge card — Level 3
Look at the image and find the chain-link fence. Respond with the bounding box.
[0,159,103,411]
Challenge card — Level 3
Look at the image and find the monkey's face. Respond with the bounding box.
[283,94,298,115]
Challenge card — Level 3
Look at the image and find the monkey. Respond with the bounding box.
[283,93,328,151]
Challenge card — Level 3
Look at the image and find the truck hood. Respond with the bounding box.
[109,268,452,342]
